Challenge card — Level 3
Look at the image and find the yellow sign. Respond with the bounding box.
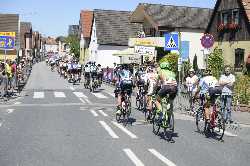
[129,37,165,47]
[0,32,16,37]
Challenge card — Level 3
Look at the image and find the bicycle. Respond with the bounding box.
[136,84,147,113]
[195,94,225,141]
[152,94,174,141]
[116,89,132,126]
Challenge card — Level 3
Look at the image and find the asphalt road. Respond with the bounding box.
[0,62,249,166]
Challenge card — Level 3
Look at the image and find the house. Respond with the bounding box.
[206,0,250,70]
[87,9,141,68]
[20,22,32,57]
[130,3,213,69]
[79,10,94,64]
[44,37,58,55]
[0,14,19,61]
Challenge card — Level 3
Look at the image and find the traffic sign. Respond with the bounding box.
[164,33,179,51]
[0,32,15,50]
[201,33,214,48]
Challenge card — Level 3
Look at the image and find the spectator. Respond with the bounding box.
[219,65,236,124]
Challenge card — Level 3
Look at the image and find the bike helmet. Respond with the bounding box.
[160,62,170,70]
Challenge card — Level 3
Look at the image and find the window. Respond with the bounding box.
[222,12,228,24]
[232,10,240,24]
[235,48,244,68]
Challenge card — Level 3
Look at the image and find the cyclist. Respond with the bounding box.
[155,62,178,121]
[145,65,158,117]
[116,64,133,115]
[97,64,103,86]
[84,63,91,86]
[194,69,221,122]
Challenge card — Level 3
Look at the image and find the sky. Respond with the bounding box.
[1,0,216,37]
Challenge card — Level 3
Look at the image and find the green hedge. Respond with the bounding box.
[234,75,250,105]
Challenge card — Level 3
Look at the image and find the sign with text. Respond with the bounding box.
[134,46,155,56]
[129,37,164,47]
[0,32,15,50]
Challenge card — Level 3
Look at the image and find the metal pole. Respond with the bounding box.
[178,31,182,93]
[4,49,7,63]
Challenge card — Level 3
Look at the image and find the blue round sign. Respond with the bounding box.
[201,34,214,48]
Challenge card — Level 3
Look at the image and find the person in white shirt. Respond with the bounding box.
[185,68,199,113]
[219,66,235,123]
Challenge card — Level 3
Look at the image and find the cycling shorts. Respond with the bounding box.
[158,85,177,100]
[119,80,133,96]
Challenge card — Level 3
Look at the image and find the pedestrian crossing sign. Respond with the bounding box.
[164,33,179,51]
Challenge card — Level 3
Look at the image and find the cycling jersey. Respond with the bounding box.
[159,69,176,85]
[90,65,97,73]
[84,66,90,73]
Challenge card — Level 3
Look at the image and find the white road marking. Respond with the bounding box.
[84,98,93,104]
[148,149,176,166]
[90,110,99,117]
[99,121,119,139]
[6,109,14,114]
[54,92,66,98]
[91,93,108,99]
[0,123,2,127]
[219,129,237,137]
[14,102,21,105]
[33,92,44,99]
[70,86,75,91]
[79,98,86,104]
[98,110,108,117]
[112,121,138,139]
[107,92,115,98]
[123,149,144,166]
[73,92,88,98]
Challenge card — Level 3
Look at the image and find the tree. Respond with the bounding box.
[208,47,224,79]
[193,54,198,72]
[65,35,80,58]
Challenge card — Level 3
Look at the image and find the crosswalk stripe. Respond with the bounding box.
[79,98,86,104]
[123,149,144,166]
[54,92,66,98]
[33,92,44,99]
[90,110,99,117]
[99,121,119,139]
[112,121,138,139]
[106,92,115,98]
[73,92,88,98]
[148,149,176,166]
[91,93,108,99]
[98,110,108,117]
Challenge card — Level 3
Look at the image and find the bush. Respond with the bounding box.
[234,74,250,105]
[208,47,224,79]
[159,52,179,74]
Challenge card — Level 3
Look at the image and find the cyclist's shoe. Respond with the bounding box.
[116,106,122,115]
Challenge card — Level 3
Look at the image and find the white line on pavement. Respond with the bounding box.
[148,149,176,166]
[84,98,92,104]
[33,92,44,99]
[99,121,119,139]
[0,123,2,127]
[70,86,75,91]
[79,98,86,104]
[112,121,138,139]
[6,109,14,114]
[14,102,21,105]
[73,92,88,98]
[98,110,108,117]
[54,92,66,98]
[123,149,144,166]
[92,93,108,99]
[90,110,99,117]
[106,92,115,98]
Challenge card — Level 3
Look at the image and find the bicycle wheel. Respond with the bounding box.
[152,113,160,135]
[164,110,174,141]
[196,108,205,133]
[212,111,225,140]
